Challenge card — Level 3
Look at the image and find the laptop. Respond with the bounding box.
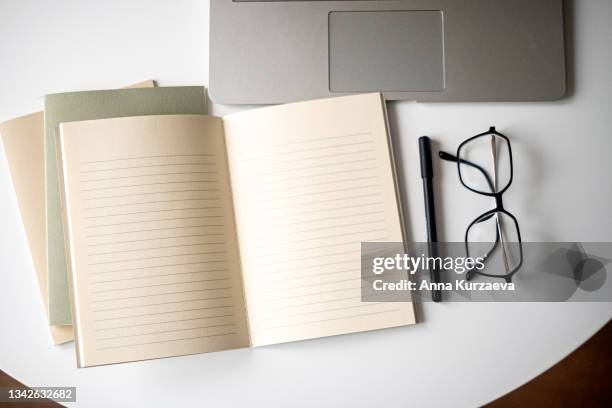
[210,0,566,104]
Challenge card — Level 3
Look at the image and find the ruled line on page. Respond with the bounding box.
[240,175,380,196]
[251,218,386,241]
[263,302,384,321]
[253,228,388,251]
[243,166,379,186]
[95,332,238,350]
[243,148,375,168]
[91,278,231,294]
[256,268,357,285]
[91,259,230,275]
[239,138,374,162]
[261,295,363,311]
[254,249,362,268]
[246,193,382,215]
[82,179,219,192]
[239,131,372,153]
[255,258,360,278]
[255,277,358,295]
[264,309,400,330]
[92,269,230,284]
[97,322,238,340]
[250,211,384,235]
[80,161,217,174]
[80,153,216,165]
[88,233,225,246]
[257,235,387,258]
[88,242,225,256]
[241,158,377,179]
[93,305,235,322]
[92,287,234,303]
[93,296,233,312]
[86,226,224,239]
[251,220,385,243]
[85,216,223,229]
[94,315,237,332]
[247,185,380,206]
[250,201,384,224]
[87,250,228,266]
[85,206,223,219]
[86,198,222,210]
[84,188,220,200]
[260,286,362,302]
[82,171,219,184]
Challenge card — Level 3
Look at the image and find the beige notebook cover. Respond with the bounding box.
[57,93,414,367]
[0,80,154,345]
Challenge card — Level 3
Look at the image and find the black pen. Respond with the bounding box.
[418,136,441,302]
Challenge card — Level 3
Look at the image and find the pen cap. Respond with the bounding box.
[419,136,434,179]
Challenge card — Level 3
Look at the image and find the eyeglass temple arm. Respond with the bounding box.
[438,151,495,194]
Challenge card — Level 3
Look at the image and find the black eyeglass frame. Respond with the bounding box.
[440,127,524,282]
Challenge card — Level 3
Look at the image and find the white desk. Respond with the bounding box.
[0,1,610,406]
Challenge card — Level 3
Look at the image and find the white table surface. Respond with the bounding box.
[0,1,611,407]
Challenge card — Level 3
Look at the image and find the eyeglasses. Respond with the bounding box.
[439,127,523,282]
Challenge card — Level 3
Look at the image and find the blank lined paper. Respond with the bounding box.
[224,93,414,346]
[58,115,249,366]
[57,95,415,365]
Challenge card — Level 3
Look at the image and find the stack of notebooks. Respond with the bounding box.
[0,82,415,367]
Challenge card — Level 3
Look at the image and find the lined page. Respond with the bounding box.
[58,115,249,366]
[224,93,414,346]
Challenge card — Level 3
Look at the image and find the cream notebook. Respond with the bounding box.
[57,93,414,367]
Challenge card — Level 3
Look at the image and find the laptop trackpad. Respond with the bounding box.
[329,11,445,92]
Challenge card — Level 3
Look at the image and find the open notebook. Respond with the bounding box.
[57,93,414,367]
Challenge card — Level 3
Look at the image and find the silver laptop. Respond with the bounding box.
[210,0,566,104]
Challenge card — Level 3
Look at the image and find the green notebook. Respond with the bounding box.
[44,86,207,325]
